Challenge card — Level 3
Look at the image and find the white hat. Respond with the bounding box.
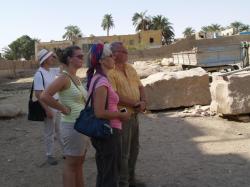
[37,49,53,65]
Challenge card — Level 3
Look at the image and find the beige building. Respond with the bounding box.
[35,30,162,58]
[221,28,235,36]
[195,28,236,40]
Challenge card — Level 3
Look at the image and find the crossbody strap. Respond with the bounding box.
[62,71,80,91]
[85,75,108,110]
[63,71,86,103]
[29,71,45,100]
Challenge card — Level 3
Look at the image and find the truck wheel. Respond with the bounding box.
[233,65,239,70]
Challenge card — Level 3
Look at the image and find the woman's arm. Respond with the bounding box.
[40,75,70,115]
[35,90,54,118]
[93,86,130,121]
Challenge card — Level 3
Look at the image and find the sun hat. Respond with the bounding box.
[37,49,54,65]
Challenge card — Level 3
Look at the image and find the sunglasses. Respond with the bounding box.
[73,55,84,60]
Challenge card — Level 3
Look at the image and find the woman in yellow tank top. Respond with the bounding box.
[41,46,89,187]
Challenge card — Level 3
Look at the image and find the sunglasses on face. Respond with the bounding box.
[73,54,84,60]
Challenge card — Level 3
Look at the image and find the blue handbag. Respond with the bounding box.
[74,77,113,139]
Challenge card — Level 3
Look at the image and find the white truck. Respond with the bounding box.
[172,42,249,72]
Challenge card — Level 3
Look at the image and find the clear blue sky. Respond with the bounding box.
[1,0,250,52]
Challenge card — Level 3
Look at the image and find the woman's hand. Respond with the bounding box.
[133,101,146,112]
[61,106,71,115]
[119,111,131,121]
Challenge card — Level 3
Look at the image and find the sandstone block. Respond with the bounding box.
[133,61,162,79]
[0,104,21,118]
[161,58,174,66]
[142,67,211,110]
[210,71,250,115]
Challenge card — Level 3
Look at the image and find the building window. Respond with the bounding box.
[129,40,134,45]
[149,37,154,43]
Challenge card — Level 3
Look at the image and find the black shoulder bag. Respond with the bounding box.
[28,71,46,121]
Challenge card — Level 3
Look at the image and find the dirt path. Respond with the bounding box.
[1,78,250,187]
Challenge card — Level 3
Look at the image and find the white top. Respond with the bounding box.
[34,67,60,100]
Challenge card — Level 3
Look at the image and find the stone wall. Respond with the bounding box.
[0,60,38,78]
[128,35,250,62]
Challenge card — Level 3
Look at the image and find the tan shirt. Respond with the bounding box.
[108,63,142,113]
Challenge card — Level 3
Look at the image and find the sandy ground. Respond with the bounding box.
[1,76,250,187]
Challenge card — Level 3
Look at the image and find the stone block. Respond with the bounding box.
[0,104,21,118]
[142,67,211,110]
[210,71,250,115]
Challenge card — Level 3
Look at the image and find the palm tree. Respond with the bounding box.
[201,24,221,33]
[62,25,82,41]
[230,21,244,33]
[183,27,195,38]
[132,11,151,31]
[201,26,210,33]
[101,14,114,36]
[209,24,222,32]
[151,15,175,44]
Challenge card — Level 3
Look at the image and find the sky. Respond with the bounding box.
[1,0,250,52]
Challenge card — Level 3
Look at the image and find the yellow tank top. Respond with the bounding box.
[59,74,87,123]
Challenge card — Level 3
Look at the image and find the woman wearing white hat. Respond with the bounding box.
[33,48,63,165]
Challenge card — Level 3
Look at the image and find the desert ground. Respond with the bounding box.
[1,74,250,187]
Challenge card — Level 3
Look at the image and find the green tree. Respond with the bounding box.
[3,35,36,60]
[132,11,151,31]
[239,24,250,32]
[230,21,244,33]
[201,24,222,32]
[201,26,210,33]
[209,24,222,32]
[151,15,175,44]
[183,27,196,38]
[101,14,114,36]
[62,25,82,41]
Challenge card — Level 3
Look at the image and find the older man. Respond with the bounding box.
[33,49,63,165]
[108,42,146,187]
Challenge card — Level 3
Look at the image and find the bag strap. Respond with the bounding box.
[62,71,87,103]
[29,71,45,100]
[62,71,81,91]
[85,76,108,110]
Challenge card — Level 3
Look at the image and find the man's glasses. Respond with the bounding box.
[73,55,84,60]
[101,54,113,59]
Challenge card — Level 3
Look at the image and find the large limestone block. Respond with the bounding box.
[161,58,174,66]
[210,71,250,115]
[132,61,162,79]
[0,104,21,118]
[142,67,211,110]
